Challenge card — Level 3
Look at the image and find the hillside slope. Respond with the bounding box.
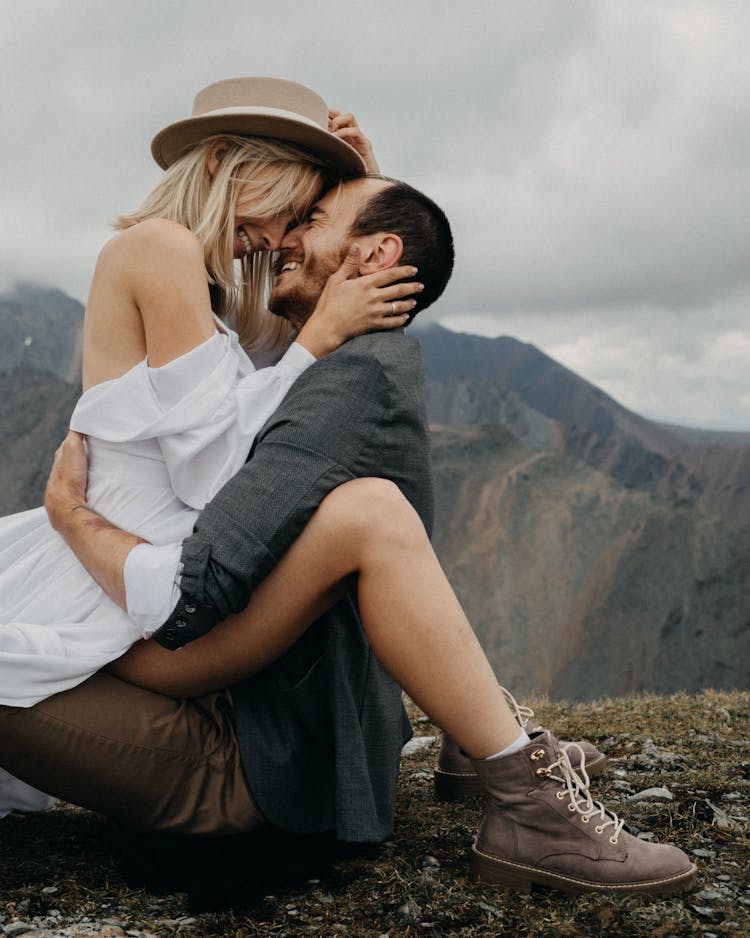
[430,425,750,700]
[0,368,80,514]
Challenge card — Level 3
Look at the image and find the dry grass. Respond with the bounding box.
[1,690,748,937]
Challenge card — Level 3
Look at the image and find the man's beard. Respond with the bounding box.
[268,245,349,328]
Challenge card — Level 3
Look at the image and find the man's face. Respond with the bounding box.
[268,178,390,328]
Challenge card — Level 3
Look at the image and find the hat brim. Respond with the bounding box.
[151,112,366,175]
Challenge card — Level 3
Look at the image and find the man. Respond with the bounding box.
[0,177,695,895]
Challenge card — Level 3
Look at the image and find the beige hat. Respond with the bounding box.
[151,76,366,174]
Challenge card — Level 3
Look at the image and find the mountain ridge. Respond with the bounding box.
[416,323,670,444]
[417,323,750,523]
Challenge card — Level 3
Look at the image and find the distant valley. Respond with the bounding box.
[1,285,748,700]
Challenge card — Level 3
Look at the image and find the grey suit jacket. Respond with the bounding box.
[174,330,433,842]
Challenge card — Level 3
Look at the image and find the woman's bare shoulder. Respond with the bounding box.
[97,219,203,272]
[84,218,214,379]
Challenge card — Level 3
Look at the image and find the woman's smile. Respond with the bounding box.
[235,226,257,257]
[232,210,297,258]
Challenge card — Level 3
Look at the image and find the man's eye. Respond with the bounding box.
[285,216,308,234]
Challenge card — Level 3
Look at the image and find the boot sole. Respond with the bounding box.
[469,846,698,896]
[435,753,608,802]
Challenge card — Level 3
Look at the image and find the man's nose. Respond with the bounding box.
[279,224,302,251]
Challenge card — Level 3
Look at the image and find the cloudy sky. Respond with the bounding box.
[2,1,748,429]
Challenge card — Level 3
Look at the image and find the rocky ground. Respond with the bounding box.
[1,690,748,938]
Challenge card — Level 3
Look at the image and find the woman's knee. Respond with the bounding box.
[318,478,424,542]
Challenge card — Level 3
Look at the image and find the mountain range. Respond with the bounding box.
[2,285,748,700]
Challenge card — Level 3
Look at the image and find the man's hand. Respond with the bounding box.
[45,431,90,531]
[295,248,419,358]
[45,430,147,610]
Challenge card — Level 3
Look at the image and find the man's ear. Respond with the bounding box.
[205,141,229,177]
[356,233,404,273]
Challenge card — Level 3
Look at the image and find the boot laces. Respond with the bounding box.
[547,743,625,844]
[500,685,535,729]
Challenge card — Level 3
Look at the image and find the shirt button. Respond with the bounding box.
[184,602,197,614]
[175,619,188,629]
[165,628,177,642]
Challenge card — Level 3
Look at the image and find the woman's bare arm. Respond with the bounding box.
[82,219,215,389]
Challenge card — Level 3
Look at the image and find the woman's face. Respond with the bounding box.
[232,206,292,259]
[232,179,322,260]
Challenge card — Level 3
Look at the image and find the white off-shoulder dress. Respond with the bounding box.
[0,322,314,816]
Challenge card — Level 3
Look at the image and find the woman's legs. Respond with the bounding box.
[111,478,520,758]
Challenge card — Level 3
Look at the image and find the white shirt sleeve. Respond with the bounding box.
[123,542,184,637]
[148,338,316,510]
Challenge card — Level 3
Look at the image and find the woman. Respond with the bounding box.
[0,78,416,805]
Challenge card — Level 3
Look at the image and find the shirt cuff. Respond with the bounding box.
[278,341,316,376]
[123,542,184,639]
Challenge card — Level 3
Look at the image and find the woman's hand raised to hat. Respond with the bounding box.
[329,110,380,174]
[295,245,422,359]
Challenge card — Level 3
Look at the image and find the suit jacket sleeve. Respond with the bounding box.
[175,347,392,618]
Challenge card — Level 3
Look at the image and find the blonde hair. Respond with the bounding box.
[116,134,328,350]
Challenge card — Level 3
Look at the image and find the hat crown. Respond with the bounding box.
[150,76,365,173]
[192,77,328,130]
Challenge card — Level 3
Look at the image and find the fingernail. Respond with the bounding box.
[350,243,360,255]
[416,283,425,291]
[410,299,418,307]
[410,266,418,274]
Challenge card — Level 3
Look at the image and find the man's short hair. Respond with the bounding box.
[349,178,454,315]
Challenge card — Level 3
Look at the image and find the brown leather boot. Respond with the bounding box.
[469,730,697,895]
[434,687,608,801]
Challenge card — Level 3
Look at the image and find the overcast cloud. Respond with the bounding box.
[1,0,748,429]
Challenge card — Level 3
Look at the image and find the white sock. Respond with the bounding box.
[484,729,531,760]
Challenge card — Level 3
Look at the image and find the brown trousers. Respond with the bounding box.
[0,672,264,835]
